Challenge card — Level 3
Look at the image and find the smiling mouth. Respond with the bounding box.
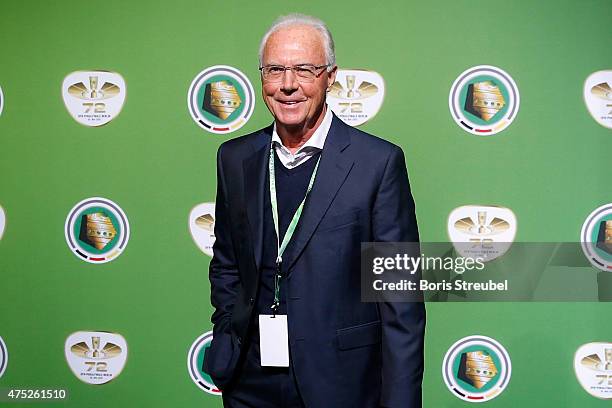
[278,100,304,105]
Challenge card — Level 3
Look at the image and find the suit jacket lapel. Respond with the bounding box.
[243,127,272,271]
[284,116,354,271]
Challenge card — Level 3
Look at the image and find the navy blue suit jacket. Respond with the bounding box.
[205,115,425,408]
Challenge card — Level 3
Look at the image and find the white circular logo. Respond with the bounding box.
[62,71,127,127]
[187,331,221,395]
[189,202,216,257]
[581,203,612,272]
[64,197,130,264]
[447,205,517,263]
[574,342,612,399]
[188,65,255,134]
[0,335,8,379]
[583,70,612,129]
[442,335,512,402]
[327,69,385,126]
[64,331,128,385]
[449,65,520,135]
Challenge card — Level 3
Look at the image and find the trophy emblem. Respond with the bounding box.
[449,65,519,135]
[65,331,128,385]
[575,342,612,399]
[189,202,216,257]
[62,71,126,127]
[583,72,612,129]
[203,80,242,120]
[443,335,511,402]
[327,69,385,126]
[78,212,117,250]
[188,65,255,134]
[458,350,499,389]
[464,81,506,121]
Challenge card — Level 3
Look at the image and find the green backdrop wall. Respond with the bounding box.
[0,0,610,406]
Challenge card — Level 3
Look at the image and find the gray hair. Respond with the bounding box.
[258,13,336,71]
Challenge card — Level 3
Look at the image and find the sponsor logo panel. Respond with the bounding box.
[327,69,385,126]
[442,335,511,402]
[65,331,128,385]
[574,342,612,399]
[189,202,215,257]
[584,71,612,129]
[447,205,517,262]
[188,66,254,134]
[449,65,520,135]
[62,71,126,127]
[64,197,130,264]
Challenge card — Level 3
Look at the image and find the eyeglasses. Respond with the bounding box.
[259,64,330,83]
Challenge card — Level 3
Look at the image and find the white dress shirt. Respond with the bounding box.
[271,106,333,169]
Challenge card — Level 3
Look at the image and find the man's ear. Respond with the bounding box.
[327,65,338,90]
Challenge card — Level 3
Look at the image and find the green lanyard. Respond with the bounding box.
[268,144,321,315]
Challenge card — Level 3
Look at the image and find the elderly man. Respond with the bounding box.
[204,13,425,408]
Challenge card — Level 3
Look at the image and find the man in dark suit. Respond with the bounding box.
[204,13,425,408]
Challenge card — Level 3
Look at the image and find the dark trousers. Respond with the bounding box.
[222,338,305,408]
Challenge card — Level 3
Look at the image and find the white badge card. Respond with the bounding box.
[259,314,289,367]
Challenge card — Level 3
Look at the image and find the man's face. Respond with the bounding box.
[261,25,336,130]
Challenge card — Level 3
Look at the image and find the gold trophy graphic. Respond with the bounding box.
[346,75,356,98]
[92,336,100,358]
[67,76,121,100]
[591,82,612,101]
[196,213,215,236]
[580,348,612,371]
[464,81,506,121]
[89,77,98,99]
[70,336,122,359]
[457,351,498,389]
[202,80,242,120]
[328,75,378,100]
[78,212,117,250]
[454,211,510,242]
[591,82,612,114]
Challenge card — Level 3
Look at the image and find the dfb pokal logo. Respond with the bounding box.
[581,203,612,272]
[0,335,8,379]
[584,71,612,129]
[442,335,511,403]
[449,65,520,135]
[189,202,216,257]
[188,65,255,134]
[65,331,128,385]
[574,342,612,399]
[187,331,221,395]
[62,71,126,127]
[327,69,385,126]
[65,197,130,264]
[448,205,517,263]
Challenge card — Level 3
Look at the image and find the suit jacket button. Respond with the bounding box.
[249,297,255,305]
[236,336,242,345]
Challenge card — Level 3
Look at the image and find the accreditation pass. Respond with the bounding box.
[259,314,289,367]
